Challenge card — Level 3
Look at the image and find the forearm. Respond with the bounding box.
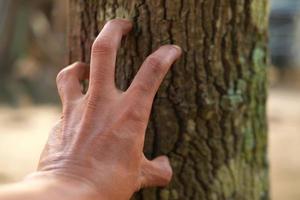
[0,175,98,200]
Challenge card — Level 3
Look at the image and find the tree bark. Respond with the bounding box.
[68,0,269,199]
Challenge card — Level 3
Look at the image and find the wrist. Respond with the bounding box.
[23,172,100,200]
[31,164,136,200]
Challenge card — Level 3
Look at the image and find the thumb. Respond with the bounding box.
[139,155,173,189]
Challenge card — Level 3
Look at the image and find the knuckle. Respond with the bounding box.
[133,82,152,94]
[92,36,114,54]
[86,93,99,110]
[146,55,165,74]
[123,105,147,123]
[56,63,81,84]
[56,68,69,85]
[86,100,97,110]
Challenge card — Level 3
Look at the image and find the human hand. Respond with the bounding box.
[33,19,181,200]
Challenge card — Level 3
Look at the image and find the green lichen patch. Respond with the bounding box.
[251,0,270,32]
[252,46,266,73]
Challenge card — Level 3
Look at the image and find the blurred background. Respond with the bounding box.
[0,0,299,199]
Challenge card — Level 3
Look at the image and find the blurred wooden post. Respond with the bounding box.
[68,0,269,199]
[0,0,19,101]
[0,0,17,81]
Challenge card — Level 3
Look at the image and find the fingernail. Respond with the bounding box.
[171,45,182,55]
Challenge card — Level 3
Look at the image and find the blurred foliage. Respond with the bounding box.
[0,0,67,105]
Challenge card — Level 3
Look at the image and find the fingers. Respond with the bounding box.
[89,19,132,91]
[127,45,181,103]
[139,156,173,189]
[56,62,89,102]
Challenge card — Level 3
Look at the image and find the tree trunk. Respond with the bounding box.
[68,0,269,199]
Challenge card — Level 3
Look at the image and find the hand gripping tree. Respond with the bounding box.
[68,1,269,199]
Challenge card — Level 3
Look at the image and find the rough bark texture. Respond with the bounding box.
[68,0,269,199]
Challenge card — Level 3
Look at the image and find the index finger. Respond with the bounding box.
[127,45,182,104]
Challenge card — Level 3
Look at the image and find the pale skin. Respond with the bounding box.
[0,19,182,200]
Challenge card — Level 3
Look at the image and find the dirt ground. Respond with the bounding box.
[0,106,60,182]
[0,88,299,199]
[268,88,300,200]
